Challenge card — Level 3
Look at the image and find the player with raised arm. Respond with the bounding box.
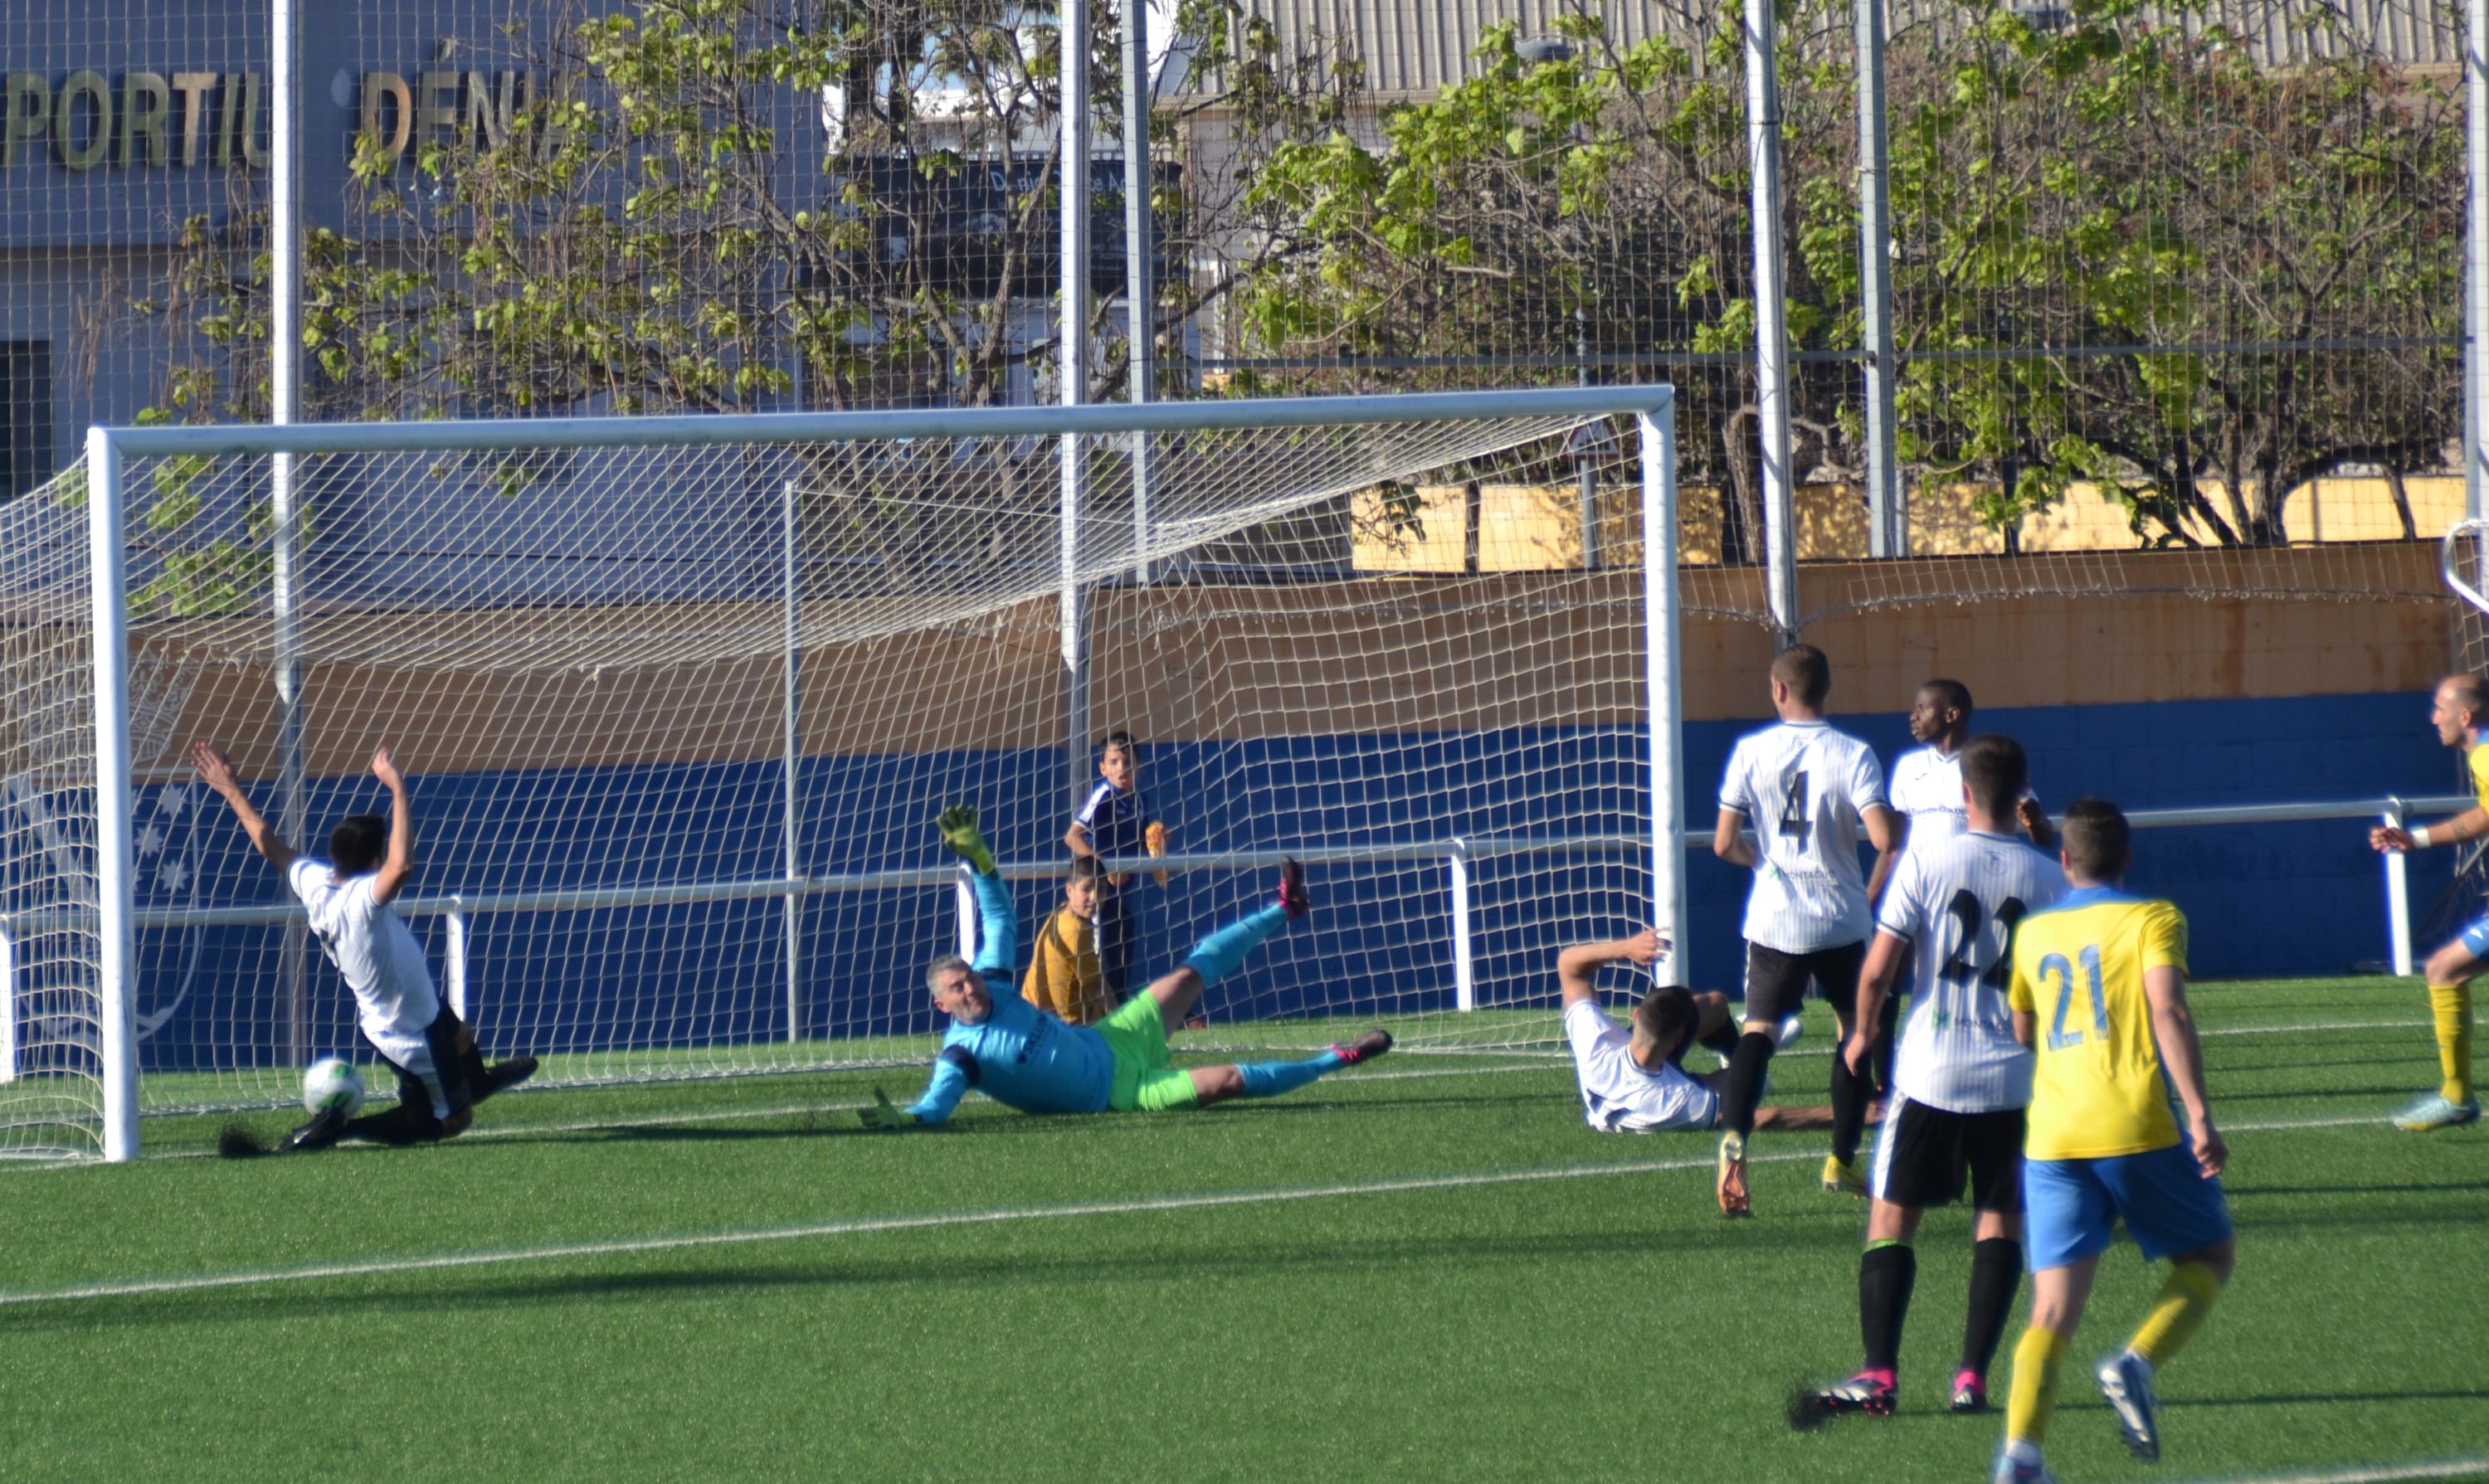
[1558,929,1839,1134]
[190,740,537,1153]
[1795,736,2067,1424]
[2366,673,2485,1131]
[1993,800,2233,1483]
[859,805,1390,1129]
[1712,644,1902,1215]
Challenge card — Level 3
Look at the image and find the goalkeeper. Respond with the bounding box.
[190,739,537,1153]
[860,805,1391,1128]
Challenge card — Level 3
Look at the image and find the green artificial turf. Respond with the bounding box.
[2,976,2484,1482]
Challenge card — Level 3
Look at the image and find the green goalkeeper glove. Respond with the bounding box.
[857,1087,918,1131]
[936,804,997,877]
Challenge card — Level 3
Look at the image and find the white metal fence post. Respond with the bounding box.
[445,908,469,1020]
[1746,0,1799,644]
[2468,0,2487,519]
[0,927,15,1083]
[1122,0,1155,584]
[1854,0,1901,557]
[1061,0,1094,807]
[1449,842,1474,1012]
[2384,800,2414,978]
[783,479,805,1044]
[956,865,977,963]
[271,0,309,1073]
[1642,400,1687,984]
[88,427,139,1162]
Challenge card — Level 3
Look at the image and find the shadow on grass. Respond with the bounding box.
[0,1216,1849,1333]
[2228,1179,2489,1199]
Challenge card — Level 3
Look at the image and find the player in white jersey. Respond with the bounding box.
[1880,680,2053,898]
[1794,736,2068,1424]
[191,740,538,1154]
[1712,644,1902,1216]
[1556,929,1839,1134]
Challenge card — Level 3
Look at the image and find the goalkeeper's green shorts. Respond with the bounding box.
[1099,994,1200,1112]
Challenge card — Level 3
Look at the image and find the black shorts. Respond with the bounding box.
[1869,1096,2026,1212]
[1741,940,1866,1025]
[363,1005,482,1119]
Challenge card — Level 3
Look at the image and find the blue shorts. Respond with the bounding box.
[2024,1143,2233,1271]
[2457,910,2489,959]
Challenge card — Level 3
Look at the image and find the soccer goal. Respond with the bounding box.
[0,387,1687,1160]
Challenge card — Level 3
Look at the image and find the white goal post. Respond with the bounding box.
[13,386,1683,1162]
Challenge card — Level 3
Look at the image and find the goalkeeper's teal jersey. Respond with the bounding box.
[907,869,1116,1122]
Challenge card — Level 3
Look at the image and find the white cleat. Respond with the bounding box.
[2097,1350,2161,1462]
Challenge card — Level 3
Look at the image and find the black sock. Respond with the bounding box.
[1699,1023,1742,1060]
[1859,1241,1917,1373]
[1829,1045,1866,1164]
[1722,1031,1776,1138]
[1961,1237,2024,1379]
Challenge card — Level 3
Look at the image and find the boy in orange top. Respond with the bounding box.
[1024,857,1119,1024]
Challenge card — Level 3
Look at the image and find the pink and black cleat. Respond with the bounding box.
[1332,1028,1394,1065]
[1277,857,1312,920]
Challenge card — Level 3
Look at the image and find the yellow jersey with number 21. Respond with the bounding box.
[2008,887,2190,1161]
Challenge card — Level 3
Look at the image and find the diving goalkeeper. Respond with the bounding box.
[859,805,1391,1128]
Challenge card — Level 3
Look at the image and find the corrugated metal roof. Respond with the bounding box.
[1182,0,2461,97]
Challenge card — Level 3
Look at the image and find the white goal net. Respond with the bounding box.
[0,389,1688,1160]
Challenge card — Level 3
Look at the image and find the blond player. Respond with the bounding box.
[2366,673,2484,1131]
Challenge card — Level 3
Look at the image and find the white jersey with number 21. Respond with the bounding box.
[1718,719,1887,955]
[1875,830,2068,1112]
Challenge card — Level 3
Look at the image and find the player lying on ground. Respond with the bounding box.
[2365,672,2484,1131]
[1795,735,2067,1425]
[1993,799,2234,1484]
[191,741,537,1153]
[1712,643,1902,1215]
[1021,855,1118,1025]
[858,806,1391,1128]
[1557,930,1840,1133]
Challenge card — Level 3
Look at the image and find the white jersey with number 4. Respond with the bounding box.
[1718,720,1887,954]
[1874,830,2068,1112]
[1890,743,2039,862]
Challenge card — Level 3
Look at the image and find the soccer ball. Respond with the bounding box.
[303,1058,367,1117]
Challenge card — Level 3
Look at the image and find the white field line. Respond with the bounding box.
[0,1148,1815,1307]
[2169,1457,2489,1484]
[0,1110,2410,1309]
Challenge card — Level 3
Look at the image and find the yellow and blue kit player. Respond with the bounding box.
[859,805,1389,1129]
[2366,673,2486,1131]
[1992,800,2234,1484]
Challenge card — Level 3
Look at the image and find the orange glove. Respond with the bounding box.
[1146,820,1169,888]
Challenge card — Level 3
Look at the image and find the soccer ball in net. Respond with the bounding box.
[303,1058,367,1117]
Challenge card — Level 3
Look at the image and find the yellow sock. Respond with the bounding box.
[2429,982,2474,1104]
[2127,1261,2224,1368]
[2004,1326,2068,1446]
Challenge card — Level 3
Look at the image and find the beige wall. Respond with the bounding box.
[111,544,2448,779]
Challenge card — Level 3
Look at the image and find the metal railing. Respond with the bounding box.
[1,790,2464,1094]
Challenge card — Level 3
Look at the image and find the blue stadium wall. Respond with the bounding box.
[129,686,2463,1071]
